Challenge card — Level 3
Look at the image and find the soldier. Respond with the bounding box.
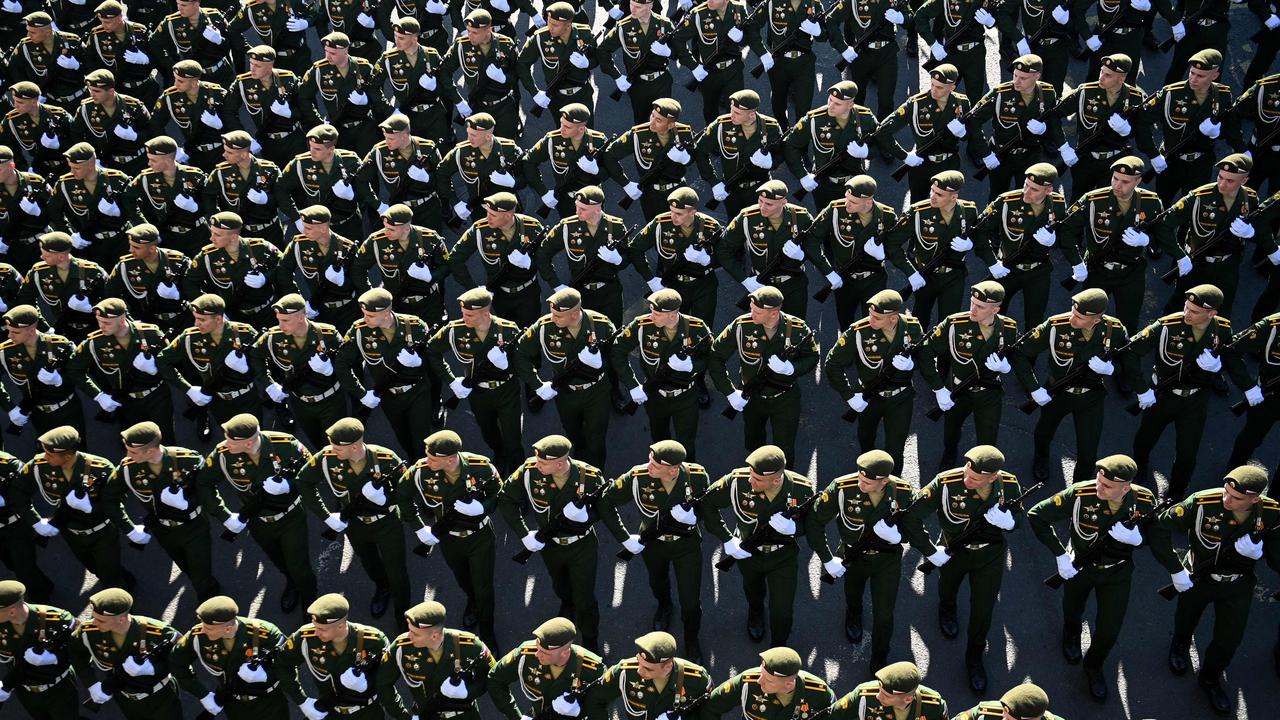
[16,232,109,342]
[1012,289,1132,483]
[878,64,972,201]
[86,2,162,108]
[751,0,825,126]
[700,647,834,719]
[671,0,761,124]
[171,595,296,718]
[71,69,151,176]
[228,0,315,77]
[1080,1,1174,80]
[692,90,781,219]
[0,452,56,602]
[522,103,611,218]
[1226,311,1280,467]
[199,413,318,613]
[157,293,261,429]
[278,593,403,719]
[1162,0,1235,85]
[536,185,632,327]
[203,130,286,247]
[1154,465,1280,714]
[953,683,1061,720]
[446,191,547,331]
[519,2,598,123]
[425,287,526,475]
[716,180,817,318]
[299,418,411,619]
[595,631,713,715]
[825,661,948,720]
[184,211,282,327]
[487,617,608,720]
[0,305,83,437]
[909,446,1027,692]
[828,1,909,120]
[1052,54,1149,201]
[0,581,78,719]
[807,451,931,669]
[277,205,360,330]
[498,435,621,651]
[597,0,680,124]
[825,289,926,472]
[315,0,381,62]
[396,432,503,649]
[0,141,53,273]
[221,45,307,168]
[372,18,450,149]
[276,123,374,243]
[379,600,496,718]
[251,293,358,448]
[436,113,524,226]
[113,421,219,599]
[916,0,993,98]
[1128,285,1251,498]
[149,0,241,88]
[149,61,230,173]
[630,187,723,335]
[352,203,451,327]
[603,98,695,219]
[122,137,210,259]
[45,142,130,270]
[299,33,391,155]
[71,588,183,719]
[1238,70,1280,196]
[358,113,445,229]
[804,176,895,328]
[7,12,87,111]
[965,54,1065,203]
[884,170,979,328]
[703,445,817,644]
[0,81,74,187]
[439,10,521,140]
[783,80,885,212]
[1027,454,1172,701]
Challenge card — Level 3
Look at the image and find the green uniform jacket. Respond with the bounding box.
[518,24,599,94]
[201,159,285,225]
[446,214,546,290]
[1052,81,1151,156]
[112,446,213,528]
[497,458,623,538]
[878,90,972,161]
[197,431,317,523]
[827,0,909,53]
[1235,312,1280,386]
[716,204,817,283]
[357,138,443,205]
[435,138,524,209]
[826,680,947,720]
[595,12,678,79]
[1160,182,1271,262]
[1058,186,1175,266]
[396,452,502,530]
[701,467,818,544]
[182,238,283,313]
[914,0,987,46]
[487,641,607,720]
[7,33,87,102]
[150,82,229,147]
[629,212,723,284]
[298,57,392,130]
[708,312,819,396]
[71,615,181,693]
[123,165,209,233]
[595,657,712,719]
[0,170,52,242]
[973,189,1077,267]
[1153,488,1280,576]
[700,667,834,720]
[965,80,1065,161]
[371,46,447,114]
[907,467,1025,555]
[825,313,925,399]
[806,199,897,276]
[351,225,450,299]
[16,259,109,331]
[66,321,169,398]
[47,166,131,236]
[610,313,711,390]
[70,94,151,161]
[1125,312,1251,394]
[515,311,618,389]
[157,322,259,394]
[220,69,304,135]
[339,313,436,396]
[918,312,1020,392]
[602,122,697,188]
[1137,80,1244,158]
[782,106,885,180]
[275,231,358,301]
[1011,310,1135,393]
[426,316,527,384]
[521,128,611,196]
[438,33,520,106]
[0,603,78,689]
[106,249,193,322]
[884,199,980,278]
[0,104,73,178]
[955,700,1066,720]
[170,616,301,700]
[806,473,931,563]
[1235,73,1280,147]
[670,2,766,70]
[601,461,716,543]
[377,628,494,720]
[275,150,375,224]
[148,9,240,73]
[753,0,828,49]
[536,214,632,289]
[0,451,40,527]
[695,113,785,189]
[1028,480,1175,566]
[297,444,407,520]
[251,321,362,398]
[0,332,78,413]
[278,621,403,714]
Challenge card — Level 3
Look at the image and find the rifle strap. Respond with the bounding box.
[451,631,462,673]
[672,658,685,703]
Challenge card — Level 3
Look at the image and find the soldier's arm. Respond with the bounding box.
[371,633,408,719]
[1152,493,1199,572]
[514,323,547,388]
[706,322,737,396]
[601,131,634,186]
[169,630,209,698]
[196,454,234,523]
[485,647,525,720]
[99,462,133,533]
[1026,488,1074,556]
[497,467,532,536]
[534,222,565,288]
[275,630,309,705]
[699,475,735,542]
[790,321,821,377]
[64,340,108,400]
[698,672,743,720]
[905,477,944,555]
[1009,319,1052,392]
[1123,319,1162,394]
[713,213,749,282]
[295,455,334,519]
[805,483,839,562]
[822,328,861,399]
[1221,323,1253,391]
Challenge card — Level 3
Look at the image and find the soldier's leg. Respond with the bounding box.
[739,555,769,618]
[346,525,394,599]
[987,163,1016,204]
[742,398,770,454]
[1084,564,1134,668]
[375,518,412,616]
[881,392,914,473]
[1070,394,1105,483]
[117,682,183,720]
[288,398,331,449]
[964,549,1005,654]
[1171,582,1215,649]
[788,55,817,127]
[472,383,525,477]
[778,276,808,319]
[1200,579,1255,678]
[1033,397,1071,459]
[277,514,319,607]
[1252,268,1280,321]
[1061,571,1094,637]
[857,398,887,455]
[867,553,901,663]
[672,542,703,640]
[936,554,968,624]
[223,691,292,720]
[14,675,79,720]
[172,522,219,599]
[957,49,986,101]
[541,545,576,616]
[769,392,802,470]
[764,550,799,645]
[843,558,871,629]
[908,164,933,203]
[1168,395,1209,497]
[642,541,676,608]
[86,528,129,589]
[468,532,498,646]
[667,394,701,462]
[1227,400,1280,467]
[577,386,611,468]
[942,393,976,456]
[553,394,589,461]
[568,537,601,647]
[968,389,1001,446]
[1132,399,1176,477]
[1016,266,1051,328]
[442,537,478,611]
[909,280,943,330]
[871,45,900,121]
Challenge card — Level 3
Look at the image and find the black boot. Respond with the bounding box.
[965,651,987,693]
[462,599,478,629]
[1085,665,1108,701]
[747,606,766,642]
[939,608,959,639]
[652,602,672,632]
[1033,454,1051,482]
[845,608,863,643]
[369,588,391,618]
[1062,626,1083,664]
[280,581,300,613]
[1168,636,1192,675]
[1198,671,1232,714]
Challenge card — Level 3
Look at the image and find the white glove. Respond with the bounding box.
[262,472,291,494]
[847,140,869,159]
[1028,226,1056,249]
[870,519,902,544]
[449,377,472,400]
[243,270,267,288]
[1170,569,1193,592]
[521,530,546,553]
[975,7,996,26]
[56,54,80,70]
[615,74,632,92]
[1246,384,1266,406]
[1230,217,1255,239]
[723,536,752,559]
[1026,118,1047,136]
[1136,389,1157,409]
[568,51,590,69]
[493,0,511,9]
[728,26,744,42]
[1052,4,1071,23]
[824,271,844,290]
[646,277,666,294]
[1151,154,1168,174]
[931,41,948,61]
[359,389,380,409]
[40,132,60,150]
[576,345,603,368]
[607,4,622,19]
[950,236,973,252]
[947,118,967,138]
[299,698,329,720]
[123,48,150,65]
[1071,263,1088,282]
[355,11,375,28]
[934,387,955,411]
[237,660,268,683]
[406,163,431,182]
[187,386,214,406]
[1198,117,1221,139]
[64,490,93,513]
[727,389,748,411]
[596,244,624,265]
[984,354,1011,374]
[1,0,22,11]
[159,488,189,514]
[97,197,121,216]
[391,347,421,368]
[222,515,247,534]
[1086,34,1102,52]
[667,353,693,372]
[750,149,773,168]
[1234,534,1264,560]
[339,666,369,693]
[800,174,820,192]
[417,73,438,92]
[666,145,691,165]
[203,24,224,44]
[767,512,796,535]
[782,239,805,260]
[624,181,643,200]
[323,264,346,286]
[477,344,508,373]
[983,505,1015,531]
[1121,227,1149,247]
[358,482,387,510]
[908,271,926,291]
[1108,522,1144,546]
[37,367,62,386]
[692,64,709,82]
[304,300,318,319]
[891,354,914,372]
[266,382,288,403]
[112,124,137,142]
[1171,21,1186,41]
[484,64,507,84]
[629,385,648,404]
[407,262,434,283]
[1195,348,1222,373]
[453,201,472,220]
[89,682,113,705]
[766,355,795,376]
[200,110,224,129]
[286,18,310,32]
[127,525,152,545]
[926,547,951,566]
[94,392,122,412]
[847,393,868,412]
[533,91,551,109]
[552,693,581,717]
[575,155,600,174]
[800,19,822,37]
[535,382,558,401]
[1269,248,1280,266]
[32,519,58,537]
[841,47,858,63]
[1269,14,1280,30]
[885,8,906,24]
[23,645,58,666]
[822,557,846,578]
[1107,113,1132,137]
[863,237,885,260]
[331,179,355,200]
[540,190,559,210]
[67,294,94,313]
[440,676,468,699]
[904,151,924,167]
[1087,356,1115,376]
[1055,552,1078,580]
[200,692,224,715]
[8,407,30,426]
[1059,142,1079,167]
[1031,387,1052,406]
[246,187,269,205]
[307,353,335,376]
[760,52,775,71]
[561,501,589,523]
[171,191,201,213]
[982,152,1001,170]
[324,513,348,533]
[684,245,712,265]
[987,262,1011,281]
[670,503,697,525]
[456,100,474,118]
[622,534,646,555]
[1174,255,1193,277]
[454,498,484,517]
[531,11,546,26]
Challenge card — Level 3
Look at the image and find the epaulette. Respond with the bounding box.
[310,59,328,69]
[1133,486,1155,502]
[682,663,706,677]
[834,473,859,489]
[909,198,932,212]
[1104,316,1124,330]
[358,627,382,641]
[1136,188,1159,199]
[140,618,167,636]
[87,330,108,340]
[585,309,612,324]
[494,317,519,329]
[1001,316,1018,329]
[1037,81,1054,92]
[1049,312,1073,326]
[997,189,1022,203]
[576,461,602,478]
[235,71,253,81]
[635,316,654,326]
[1262,497,1279,511]
[300,627,318,638]
[573,22,591,30]
[1192,184,1217,197]
[0,340,13,352]
[266,432,295,444]
[519,642,538,655]
[79,621,99,632]
[686,316,706,328]
[619,658,641,670]
[789,475,814,489]
[1075,482,1098,496]
[164,11,182,20]
[84,456,113,469]
[784,316,807,329]
[1159,312,1183,325]
[335,149,359,159]
[161,86,182,97]
[213,161,235,172]
[761,115,780,127]
[741,207,762,217]
[958,199,977,209]
[999,472,1018,487]
[893,479,912,493]
[314,323,339,336]
[802,677,829,691]
[734,314,754,325]
[743,670,762,683]
[630,122,649,132]
[993,81,1014,92]
[461,453,491,467]
[1083,187,1112,201]
[1165,80,1189,92]
[578,654,601,670]
[944,311,969,324]
[3,109,20,120]
[917,686,944,704]
[939,469,966,483]
[805,108,825,119]
[169,447,203,459]
[494,137,517,148]
[850,317,873,333]
[1217,317,1232,328]
[189,623,206,635]
[496,35,515,45]
[373,448,398,461]
[1194,488,1225,504]
[1259,75,1280,86]
[396,634,413,646]
[686,462,708,477]
[908,90,930,103]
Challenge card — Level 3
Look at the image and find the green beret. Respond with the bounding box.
[93,297,128,318]
[1225,465,1269,494]
[85,69,115,88]
[222,130,253,150]
[546,1,575,20]
[1000,683,1050,720]
[321,32,351,48]
[196,596,239,624]
[857,449,895,479]
[1101,54,1132,74]
[64,142,97,163]
[1110,155,1145,176]
[307,593,349,624]
[929,64,959,83]
[191,293,226,315]
[547,287,582,311]
[533,616,577,648]
[828,80,859,101]
[533,435,573,460]
[1185,283,1224,310]
[306,124,340,144]
[248,45,277,62]
[0,580,26,608]
[0,145,13,163]
[458,287,494,309]
[465,113,496,131]
[759,646,802,677]
[94,1,124,17]
[931,170,964,192]
[1072,288,1109,316]
[358,288,394,311]
[38,425,80,453]
[425,430,463,456]
[964,445,1005,474]
[574,185,605,205]
[379,113,411,133]
[1096,454,1138,482]
[755,179,789,200]
[9,82,41,99]
[867,289,903,313]
[392,17,421,34]
[126,224,161,244]
[560,103,592,124]
[4,305,41,328]
[971,280,1006,304]
[649,440,687,466]
[746,445,786,474]
[482,192,518,212]
[729,89,760,111]
[405,600,447,628]
[89,588,133,616]
[220,413,260,440]
[635,631,678,663]
[209,211,243,230]
[173,60,203,79]
[1217,153,1252,174]
[326,417,365,445]
[1189,49,1222,71]
[272,293,307,314]
[647,288,683,312]
[23,11,52,27]
[1024,162,1058,187]
[844,175,877,198]
[874,661,921,695]
[667,186,699,209]
[299,205,332,225]
[40,231,73,252]
[1010,53,1043,73]
[121,421,162,447]
[652,98,682,119]
[464,9,492,27]
[749,285,785,310]
[142,136,183,158]
[381,203,414,225]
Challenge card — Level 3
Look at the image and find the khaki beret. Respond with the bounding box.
[222,130,253,150]
[867,289,903,313]
[322,32,351,48]
[1101,54,1132,74]
[635,631,678,663]
[1024,162,1058,187]
[759,646,802,676]
[85,69,116,88]
[326,417,365,445]
[749,285,785,310]
[121,421,162,447]
[89,588,133,616]
[272,293,307,314]
[173,60,203,78]
[209,211,243,230]
[649,440,687,466]
[533,617,577,648]
[1110,155,1145,176]
[64,142,97,163]
[1010,54,1043,73]
[126,224,161,244]
[248,45,277,62]
[405,600,447,628]
[1225,465,1269,494]
[746,445,786,474]
[379,113,411,133]
[94,1,124,17]
[828,80,859,101]
[652,98,682,119]
[1000,683,1050,720]
[971,280,1006,304]
[1072,288,1109,316]
[465,113,496,130]
[1189,49,1222,71]
[381,203,414,225]
[196,596,239,624]
[40,231,73,252]
[857,449,895,479]
[483,192,518,212]
[220,413,260,440]
[38,425,80,453]
[4,305,41,328]
[874,661,921,694]
[560,103,592,124]
[93,297,128,318]
[300,204,332,224]
[358,288,394,311]
[307,593,350,624]
[755,179,789,200]
[546,1,576,20]
[845,175,877,198]
[667,186,699,209]
[729,89,760,111]
[574,185,605,205]
[145,136,179,156]
[547,287,582,311]
[191,294,226,315]
[533,435,573,460]
[306,124,340,144]
[23,11,52,27]
[0,145,12,164]
[0,580,26,608]
[458,287,494,309]
[393,17,421,34]
[931,170,965,192]
[464,9,493,27]
[1217,153,1252,174]
[647,288,683,312]
[1186,284,1224,310]
[9,81,41,99]
[425,430,463,456]
[964,445,1006,474]
[1096,454,1138,482]
[930,64,959,84]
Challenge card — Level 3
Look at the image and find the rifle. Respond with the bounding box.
[7,345,65,436]
[973,92,1061,182]
[707,126,795,211]
[314,647,382,714]
[608,26,676,102]
[841,332,922,423]
[916,481,1044,574]
[899,211,996,302]
[84,633,178,713]
[1019,334,1136,414]
[995,205,1082,272]
[748,4,840,78]
[355,320,435,422]
[820,493,929,584]
[531,31,605,118]
[527,325,629,414]
[568,224,642,290]
[622,334,709,416]
[443,332,516,411]
[536,135,617,219]
[890,106,976,182]
[835,16,888,72]
[1157,523,1264,600]
[410,652,487,719]
[1158,4,1226,52]
[618,137,697,211]
[132,464,197,547]
[667,685,714,720]
[39,472,97,548]
[321,457,407,541]
[814,213,910,303]
[794,125,886,201]
[1059,205,1176,290]
[196,643,281,720]
[1231,373,1280,415]
[721,328,814,419]
[657,225,723,288]
[1043,496,1173,589]
[219,453,309,542]
[926,327,1036,421]
[1142,94,1245,184]
[1056,91,1149,173]
[617,485,714,561]
[1158,205,1265,285]
[921,3,993,71]
[685,1,767,91]
[530,668,610,720]
[511,479,612,564]
[181,340,251,442]
[1123,324,1251,416]
[733,224,817,311]
[0,618,74,706]
[412,478,489,558]
[715,489,821,572]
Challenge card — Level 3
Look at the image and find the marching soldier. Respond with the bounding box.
[596,0,680,123]
[0,305,83,436]
[1238,70,1280,196]
[595,631,713,715]
[315,0,381,63]
[0,581,78,719]
[184,211,282,328]
[276,204,360,330]
[703,445,818,644]
[198,413,318,613]
[1,81,74,189]
[716,180,818,318]
[8,12,87,111]
[171,595,296,718]
[300,32,391,155]
[825,661,948,720]
[878,64,972,201]
[497,436,620,651]
[699,647,834,720]
[828,1,909,120]
[157,293,261,426]
[516,289,618,467]
[298,417,411,619]
[693,90,783,219]
[884,170,980,328]
[358,113,445,229]
[436,113,524,226]
[1052,54,1149,200]
[123,137,210,259]
[106,226,197,349]
[439,10,521,140]
[1226,311,1280,467]
[1162,0,1234,85]
[1012,289,1133,483]
[630,187,722,332]
[0,454,55,602]
[965,54,1064,203]
[752,0,826,126]
[536,185,632,326]
[908,445,1025,692]
[203,130,286,248]
[276,123,374,243]
[1080,1,1174,81]
[805,176,895,328]
[603,98,696,219]
[519,2,599,122]
[954,683,1061,720]
[221,45,307,168]
[1128,285,1251,498]
[71,588,183,720]
[783,80,884,212]
[113,421,219,599]
[149,0,241,88]
[351,203,451,328]
[487,617,608,720]
[150,61,230,173]
[46,142,131,270]
[372,18,451,148]
[446,191,546,330]
[522,103,611,218]
[824,289,925,472]
[1027,454,1172,701]
[227,0,315,77]
[379,600,496,718]
[16,233,108,342]
[84,2,161,108]
[396,432,503,649]
[1154,465,1280,714]
[449,0,535,41]
[0,141,53,273]
[671,0,762,124]
[72,69,151,176]
[807,451,932,670]
[425,287,527,475]
[916,0,994,98]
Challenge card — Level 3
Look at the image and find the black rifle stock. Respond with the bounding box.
[720,329,814,419]
[916,481,1044,574]
[511,480,611,564]
[926,327,1036,421]
[820,493,929,584]
[1043,496,1173,589]
[715,489,821,572]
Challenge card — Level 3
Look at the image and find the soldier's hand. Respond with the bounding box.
[222,515,248,535]
[132,352,158,374]
[945,118,966,138]
[1150,155,1168,174]
[727,26,744,42]
[629,385,648,405]
[842,46,858,63]
[449,377,472,400]
[533,91,551,109]
[484,65,507,84]
[933,388,954,411]
[535,382,558,401]
[981,153,1000,170]
[56,53,80,70]
[36,367,62,386]
[1026,119,1047,136]
[577,345,604,368]
[767,512,796,536]
[904,150,924,167]
[561,501,589,523]
[1169,569,1193,593]
[441,676,468,699]
[122,654,155,677]
[1230,217,1256,239]
[7,406,29,426]
[93,392,122,412]
[541,190,559,209]
[1087,356,1115,376]
[727,389,748,411]
[22,645,57,666]
[622,534,646,555]
[1195,349,1222,374]
[926,546,951,567]
[1245,384,1265,406]
[847,393,868,413]
[202,24,224,44]
[1136,389,1156,409]
[983,505,1015,531]
[988,261,1010,279]
[65,488,94,513]
[244,269,267,288]
[111,124,137,142]
[1269,13,1280,30]
[1107,113,1132,137]
[885,8,905,23]
[416,526,441,546]
[454,498,484,516]
[1071,263,1088,282]
[1234,534,1264,560]
[521,530,546,553]
[88,682,113,705]
[286,17,310,32]
[575,155,600,174]
[1171,21,1186,41]
[892,354,914,372]
[782,239,805,260]
[397,347,423,368]
[157,281,181,300]
[266,383,288,404]
[127,525,153,546]
[824,271,843,289]
[930,41,947,61]
[615,75,631,92]
[456,100,474,119]
[552,693,581,717]
[359,390,380,409]
[246,188,270,204]
[31,519,58,538]
[39,132,60,150]
[200,692,224,716]
[18,196,42,216]
[1107,522,1143,547]
[1016,38,1031,57]
[872,519,902,544]
[1054,552,1078,580]
[187,386,214,406]
[975,7,996,26]
[417,74,437,92]
[307,353,335,376]
[324,513,348,533]
[759,52,775,71]
[822,558,846,579]
[766,355,794,376]
[299,698,329,720]
[723,537,752,559]
[1120,227,1149,248]
[800,173,819,192]
[646,277,666,294]
[670,504,697,525]
[692,64,709,82]
[596,244,624,265]
[907,272,926,291]
[684,244,712,265]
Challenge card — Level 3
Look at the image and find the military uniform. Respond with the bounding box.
[67,308,175,440]
[202,148,286,247]
[0,96,73,191]
[221,60,306,167]
[1083,1,1175,81]
[438,21,521,139]
[445,201,546,329]
[517,13,598,124]
[316,0,382,61]
[70,598,183,719]
[71,88,151,176]
[1163,0,1234,85]
[275,209,360,329]
[603,105,696,220]
[671,1,762,124]
[150,77,231,173]
[0,456,55,601]
[878,71,971,200]
[357,131,445,229]
[884,185,980,327]
[825,662,948,720]
[0,320,83,436]
[299,43,391,154]
[630,199,723,324]
[149,8,240,87]
[806,181,897,328]
[228,0,313,76]
[184,230,283,328]
[46,157,131,269]
[919,306,1020,455]
[522,117,612,217]
[275,135,373,242]
[965,63,1065,202]
[1226,312,1280,466]
[379,610,494,720]
[536,200,632,324]
[916,0,990,97]
[972,180,1074,326]
[1052,64,1149,199]
[85,18,162,107]
[782,85,884,211]
[1238,72,1280,194]
[597,9,679,123]
[371,24,451,146]
[828,0,909,119]
[251,306,357,447]
[0,592,78,720]
[595,634,713,718]
[122,158,211,258]
[16,255,107,344]
[700,649,834,720]
[7,21,87,109]
[436,131,524,220]
[171,602,296,720]
[487,625,607,720]
[953,683,1062,720]
[715,192,817,318]
[350,208,451,324]
[692,93,783,219]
